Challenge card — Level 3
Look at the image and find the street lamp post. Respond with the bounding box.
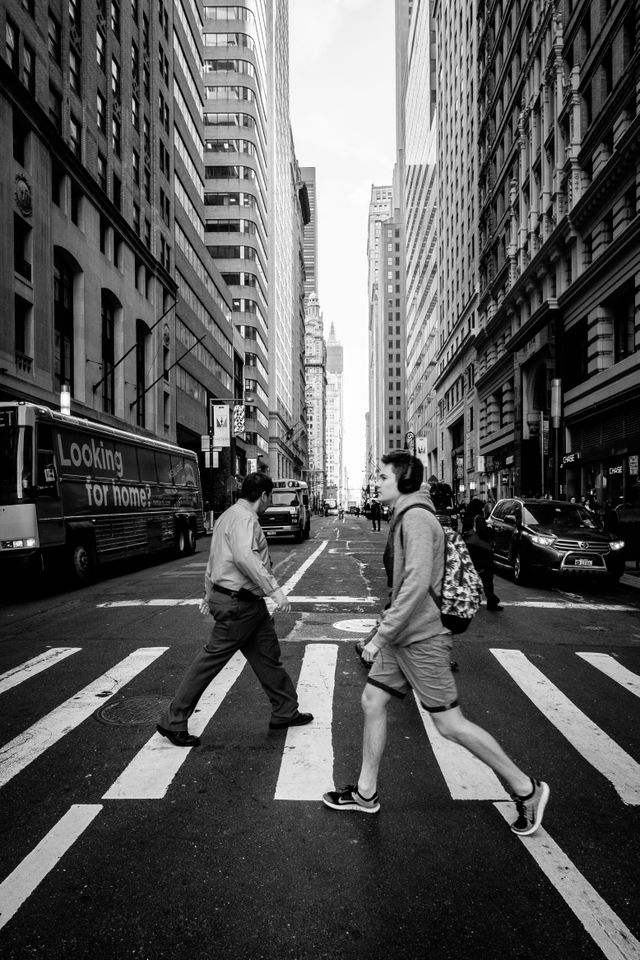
[551,378,562,499]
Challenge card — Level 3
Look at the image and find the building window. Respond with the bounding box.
[111,57,120,101]
[69,0,81,31]
[133,201,140,234]
[101,293,116,414]
[5,18,19,73]
[135,318,149,427]
[110,0,120,38]
[611,283,636,363]
[22,41,35,93]
[69,48,81,94]
[97,29,105,71]
[69,115,81,157]
[132,148,140,185]
[54,257,74,392]
[48,11,61,64]
[21,0,35,14]
[112,173,121,211]
[97,90,106,133]
[112,116,121,156]
[48,85,62,132]
[132,95,139,130]
[14,214,32,282]
[13,111,29,166]
[97,152,107,191]
[143,165,151,201]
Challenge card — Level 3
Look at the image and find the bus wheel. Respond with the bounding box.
[186,526,197,555]
[69,542,94,583]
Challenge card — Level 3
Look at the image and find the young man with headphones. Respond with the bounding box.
[322,450,550,837]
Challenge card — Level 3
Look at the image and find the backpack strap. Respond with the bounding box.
[394,503,444,608]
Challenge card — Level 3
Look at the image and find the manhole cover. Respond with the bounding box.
[95,696,169,726]
[333,618,377,633]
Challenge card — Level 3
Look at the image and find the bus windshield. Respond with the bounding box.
[0,424,32,505]
[272,491,300,506]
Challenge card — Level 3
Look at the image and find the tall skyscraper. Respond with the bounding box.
[300,166,318,299]
[399,0,439,479]
[304,293,326,508]
[1,0,234,488]
[433,0,478,498]
[325,322,344,502]
[366,184,393,476]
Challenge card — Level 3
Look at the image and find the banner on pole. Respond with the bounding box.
[212,404,230,447]
[416,437,429,466]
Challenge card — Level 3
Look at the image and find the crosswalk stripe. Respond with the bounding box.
[274,644,338,801]
[0,648,168,790]
[0,648,80,695]
[576,653,640,700]
[413,694,510,801]
[491,649,640,805]
[493,804,640,960]
[97,595,374,608]
[102,652,246,800]
[0,804,102,932]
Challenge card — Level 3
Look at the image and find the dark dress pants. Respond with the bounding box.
[161,594,299,732]
[468,545,501,609]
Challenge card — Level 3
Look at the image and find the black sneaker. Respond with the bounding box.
[510,779,550,836]
[322,784,380,814]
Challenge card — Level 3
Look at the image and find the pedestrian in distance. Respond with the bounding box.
[462,497,502,612]
[157,472,313,747]
[322,450,550,836]
[370,498,382,531]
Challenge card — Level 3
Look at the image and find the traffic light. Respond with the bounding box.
[233,404,245,436]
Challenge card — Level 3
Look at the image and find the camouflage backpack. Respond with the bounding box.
[398,504,484,634]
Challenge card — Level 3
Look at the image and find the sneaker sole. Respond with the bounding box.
[511,782,550,836]
[322,797,380,814]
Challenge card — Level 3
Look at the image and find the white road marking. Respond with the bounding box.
[414,694,510,800]
[97,595,375,608]
[492,649,640,805]
[280,540,328,594]
[493,804,640,960]
[333,619,378,633]
[0,648,168,790]
[499,602,637,611]
[103,652,245,800]
[274,644,338,800]
[0,804,102,932]
[576,653,640,699]
[0,648,80,695]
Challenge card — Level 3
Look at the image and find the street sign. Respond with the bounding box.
[211,403,230,447]
[204,452,219,469]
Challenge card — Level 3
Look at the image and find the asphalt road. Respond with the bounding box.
[1,515,639,960]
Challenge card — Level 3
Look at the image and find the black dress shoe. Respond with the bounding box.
[269,712,314,730]
[156,724,200,747]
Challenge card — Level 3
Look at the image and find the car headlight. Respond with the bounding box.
[530,534,556,547]
[609,541,625,551]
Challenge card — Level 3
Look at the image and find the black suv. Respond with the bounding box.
[488,498,625,584]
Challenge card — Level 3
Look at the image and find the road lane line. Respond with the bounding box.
[274,644,338,800]
[493,804,640,960]
[413,694,510,800]
[0,648,80,695]
[0,804,102,932]
[576,653,640,699]
[280,540,328,594]
[0,648,168,790]
[499,602,637,611]
[103,652,245,800]
[491,649,640,805]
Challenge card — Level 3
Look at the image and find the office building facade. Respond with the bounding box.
[304,292,326,508]
[300,165,318,300]
[366,184,393,477]
[1,0,235,492]
[325,322,343,502]
[476,0,639,505]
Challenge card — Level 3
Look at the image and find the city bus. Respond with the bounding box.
[0,401,203,582]
[258,478,311,542]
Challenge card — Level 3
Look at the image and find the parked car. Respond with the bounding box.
[487,498,625,584]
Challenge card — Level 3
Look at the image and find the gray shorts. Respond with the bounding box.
[367,635,459,712]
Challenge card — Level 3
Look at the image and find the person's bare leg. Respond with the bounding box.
[357,683,393,797]
[432,705,532,796]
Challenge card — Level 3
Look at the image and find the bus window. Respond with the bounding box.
[20,426,33,494]
[156,451,175,485]
[137,446,158,483]
[36,424,58,497]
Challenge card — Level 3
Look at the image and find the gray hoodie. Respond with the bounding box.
[373,490,449,649]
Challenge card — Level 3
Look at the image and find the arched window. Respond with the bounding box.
[101,290,121,414]
[135,318,151,427]
[53,249,79,395]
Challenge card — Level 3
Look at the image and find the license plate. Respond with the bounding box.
[575,558,593,567]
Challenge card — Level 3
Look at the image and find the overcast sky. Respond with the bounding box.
[289,0,397,496]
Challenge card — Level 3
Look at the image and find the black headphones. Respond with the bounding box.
[398,456,424,494]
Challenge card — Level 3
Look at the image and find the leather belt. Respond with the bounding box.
[213,584,261,603]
